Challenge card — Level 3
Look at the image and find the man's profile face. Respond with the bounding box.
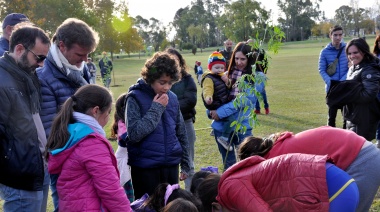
[225,41,233,52]
[59,41,90,68]
[330,30,343,47]
[17,39,49,73]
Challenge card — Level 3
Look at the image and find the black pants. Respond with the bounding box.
[131,165,179,199]
[328,105,346,129]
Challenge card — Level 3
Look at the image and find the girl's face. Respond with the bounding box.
[151,74,173,95]
[95,104,112,127]
[347,45,364,66]
[234,51,248,70]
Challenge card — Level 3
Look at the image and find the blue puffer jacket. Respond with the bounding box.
[127,81,183,168]
[318,42,349,92]
[211,85,257,133]
[37,54,87,137]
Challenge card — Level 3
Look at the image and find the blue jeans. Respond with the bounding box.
[41,165,50,212]
[50,174,59,212]
[0,184,43,212]
[213,129,252,171]
[255,88,269,110]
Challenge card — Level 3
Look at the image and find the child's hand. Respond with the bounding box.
[179,172,188,181]
[206,97,213,105]
[153,93,168,106]
[221,74,228,84]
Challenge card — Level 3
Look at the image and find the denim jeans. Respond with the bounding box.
[40,165,50,212]
[183,119,196,191]
[50,174,59,212]
[0,184,43,212]
[255,88,269,110]
[213,129,252,171]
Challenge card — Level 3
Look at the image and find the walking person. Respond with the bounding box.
[318,25,348,128]
[99,51,113,88]
[0,24,50,212]
[87,57,97,84]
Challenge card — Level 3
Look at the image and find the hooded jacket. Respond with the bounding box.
[217,154,330,212]
[48,123,131,212]
[170,73,197,121]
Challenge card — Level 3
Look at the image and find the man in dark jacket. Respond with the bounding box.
[0,24,50,211]
[219,39,233,69]
[0,13,30,56]
[36,18,99,212]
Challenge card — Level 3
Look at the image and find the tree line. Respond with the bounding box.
[1,0,377,55]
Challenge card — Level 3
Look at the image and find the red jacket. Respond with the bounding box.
[48,133,131,212]
[265,126,365,170]
[217,154,330,212]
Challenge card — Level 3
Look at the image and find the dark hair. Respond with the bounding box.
[196,173,221,212]
[46,84,112,158]
[52,18,99,52]
[346,37,376,64]
[373,35,380,56]
[111,93,127,136]
[142,183,202,212]
[238,136,275,160]
[141,52,181,84]
[165,48,188,77]
[190,171,212,194]
[9,23,50,52]
[163,198,199,212]
[227,41,256,76]
[329,25,343,36]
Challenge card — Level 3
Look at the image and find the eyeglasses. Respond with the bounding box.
[26,48,46,63]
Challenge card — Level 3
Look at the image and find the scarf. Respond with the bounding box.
[228,67,243,101]
[49,44,88,87]
[73,112,106,137]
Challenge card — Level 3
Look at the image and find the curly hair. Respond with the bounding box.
[141,51,181,84]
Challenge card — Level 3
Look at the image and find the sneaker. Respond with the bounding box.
[254,109,261,114]
[217,136,233,151]
[210,129,214,136]
[265,108,270,115]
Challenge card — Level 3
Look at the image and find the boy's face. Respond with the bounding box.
[211,64,225,74]
[330,30,343,47]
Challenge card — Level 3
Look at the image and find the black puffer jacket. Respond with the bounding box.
[327,58,380,140]
[170,73,197,121]
[0,54,44,191]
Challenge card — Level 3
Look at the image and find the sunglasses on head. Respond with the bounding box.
[26,47,46,63]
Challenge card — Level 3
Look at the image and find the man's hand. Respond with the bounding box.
[153,93,168,106]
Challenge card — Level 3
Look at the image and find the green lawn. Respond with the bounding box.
[2,36,380,211]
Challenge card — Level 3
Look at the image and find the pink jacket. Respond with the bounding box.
[217,154,330,212]
[48,133,132,212]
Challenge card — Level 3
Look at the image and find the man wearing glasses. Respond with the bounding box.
[0,24,50,211]
[0,13,30,56]
[36,18,99,212]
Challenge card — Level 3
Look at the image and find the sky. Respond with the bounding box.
[127,0,378,25]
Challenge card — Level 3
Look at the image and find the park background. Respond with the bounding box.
[1,0,380,210]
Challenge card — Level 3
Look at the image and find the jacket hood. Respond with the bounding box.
[129,78,155,96]
[48,123,94,174]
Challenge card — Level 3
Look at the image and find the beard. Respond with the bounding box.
[227,47,232,52]
[17,52,38,73]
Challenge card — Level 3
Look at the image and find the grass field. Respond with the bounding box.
[1,36,380,211]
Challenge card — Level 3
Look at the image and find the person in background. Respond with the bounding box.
[327,37,380,141]
[209,41,257,171]
[125,52,190,199]
[46,84,132,212]
[219,39,233,69]
[99,51,113,89]
[87,57,97,84]
[37,17,99,212]
[318,25,348,128]
[0,24,50,212]
[253,49,270,115]
[112,93,134,202]
[196,61,203,84]
[238,126,380,212]
[166,48,197,192]
[0,13,30,56]
[194,61,198,75]
[372,34,380,148]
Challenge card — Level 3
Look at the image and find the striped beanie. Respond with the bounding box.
[208,51,226,70]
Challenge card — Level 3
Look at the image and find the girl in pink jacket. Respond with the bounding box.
[46,84,132,212]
